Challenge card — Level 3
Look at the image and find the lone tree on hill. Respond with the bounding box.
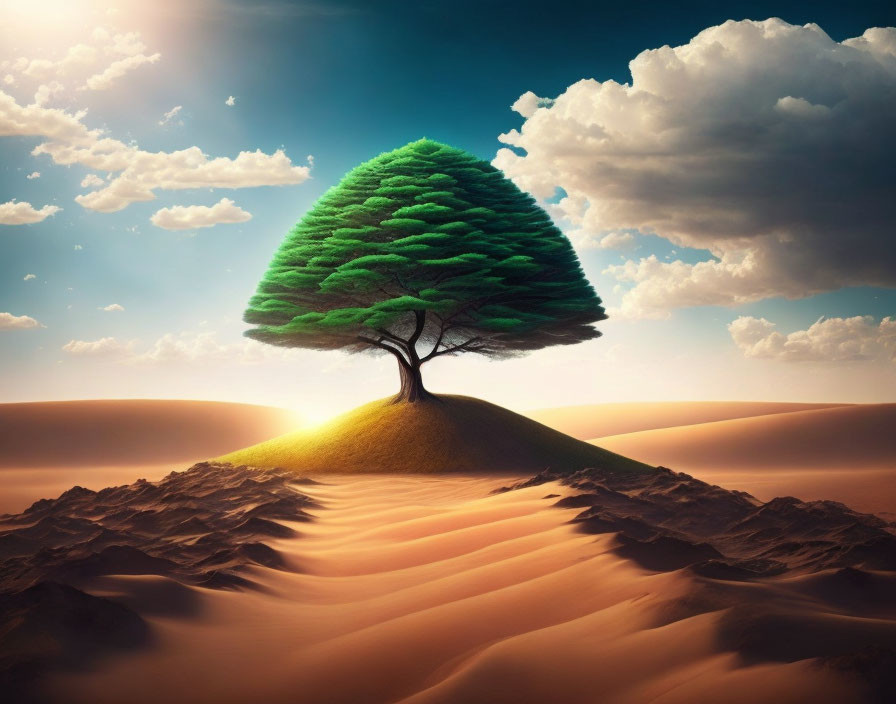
[244,138,607,403]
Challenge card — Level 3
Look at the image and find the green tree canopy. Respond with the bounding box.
[245,138,607,402]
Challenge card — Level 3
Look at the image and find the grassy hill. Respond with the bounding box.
[219,395,650,475]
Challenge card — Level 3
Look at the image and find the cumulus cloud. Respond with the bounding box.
[15,42,100,81]
[101,303,124,312]
[597,232,635,251]
[33,81,63,106]
[0,312,43,329]
[35,136,310,212]
[0,200,60,224]
[26,171,39,179]
[150,197,252,230]
[23,273,36,280]
[1,26,309,214]
[62,331,299,365]
[73,244,83,250]
[62,337,134,357]
[83,51,160,90]
[729,315,896,362]
[158,105,182,126]
[495,19,896,316]
[80,173,104,188]
[511,91,555,118]
[1,89,310,211]
[225,95,235,106]
[0,90,95,143]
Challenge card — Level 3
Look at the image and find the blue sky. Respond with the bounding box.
[2,0,894,420]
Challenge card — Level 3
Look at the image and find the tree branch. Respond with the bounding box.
[421,336,483,362]
[357,335,411,367]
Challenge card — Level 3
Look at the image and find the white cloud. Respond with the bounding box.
[510,90,554,118]
[62,337,134,357]
[73,244,83,250]
[80,173,104,188]
[23,273,36,280]
[101,303,124,312]
[225,95,235,106]
[26,171,40,179]
[3,74,14,86]
[0,312,43,329]
[2,28,308,217]
[107,31,146,56]
[16,42,100,81]
[62,331,300,365]
[3,74,309,213]
[0,89,96,143]
[150,197,252,230]
[34,136,310,212]
[158,105,182,126]
[729,315,896,362]
[495,19,896,316]
[0,200,60,224]
[33,81,63,106]
[597,232,635,251]
[604,251,795,319]
[83,51,160,90]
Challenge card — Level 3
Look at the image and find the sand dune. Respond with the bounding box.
[526,401,845,440]
[0,400,299,468]
[593,404,896,515]
[2,465,890,703]
[0,400,300,514]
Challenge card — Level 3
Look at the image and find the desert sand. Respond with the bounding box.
[0,400,299,467]
[2,398,895,703]
[590,404,896,517]
[6,465,893,704]
[0,400,299,514]
[525,401,846,441]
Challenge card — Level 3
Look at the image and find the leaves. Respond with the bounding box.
[244,138,607,361]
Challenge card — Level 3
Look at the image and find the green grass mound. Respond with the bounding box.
[218,394,652,475]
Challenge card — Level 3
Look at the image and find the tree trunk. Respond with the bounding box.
[393,360,431,403]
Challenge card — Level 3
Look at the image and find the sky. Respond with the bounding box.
[1,0,895,422]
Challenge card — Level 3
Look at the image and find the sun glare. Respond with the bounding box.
[298,406,340,429]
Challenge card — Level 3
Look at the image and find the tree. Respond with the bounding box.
[244,138,607,402]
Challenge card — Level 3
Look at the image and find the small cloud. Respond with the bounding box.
[3,74,14,85]
[23,273,36,280]
[150,197,252,231]
[73,244,83,250]
[83,52,161,91]
[729,315,896,363]
[510,90,555,118]
[598,232,636,251]
[80,174,104,188]
[62,337,133,357]
[0,200,61,225]
[101,303,124,312]
[33,81,64,107]
[158,105,182,126]
[306,154,314,166]
[26,171,40,180]
[225,95,235,106]
[0,312,44,330]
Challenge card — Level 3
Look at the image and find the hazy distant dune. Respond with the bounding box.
[525,401,845,440]
[593,404,896,515]
[0,400,299,468]
[592,404,896,471]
